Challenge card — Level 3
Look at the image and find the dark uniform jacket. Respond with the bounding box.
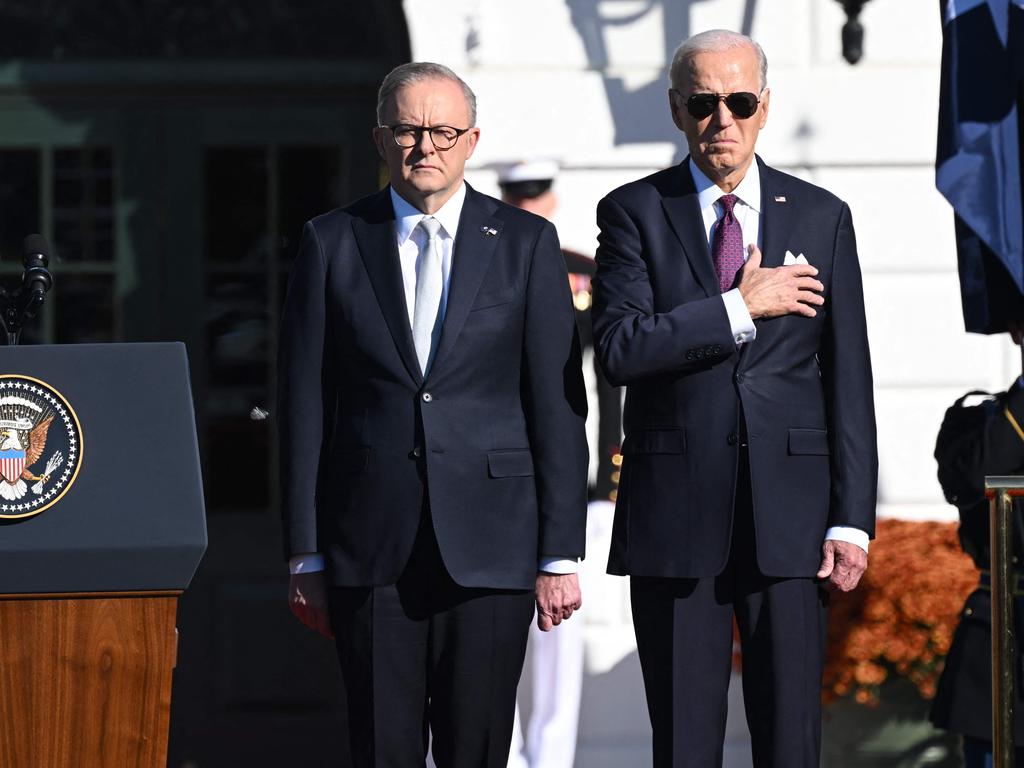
[932,381,1024,741]
[563,247,622,500]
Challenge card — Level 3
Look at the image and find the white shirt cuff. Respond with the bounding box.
[289,553,325,574]
[721,289,756,345]
[539,556,578,574]
[824,526,869,554]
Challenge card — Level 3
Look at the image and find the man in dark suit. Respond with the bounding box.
[278,62,589,767]
[591,30,878,766]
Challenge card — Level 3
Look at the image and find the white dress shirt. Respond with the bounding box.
[392,184,462,329]
[290,182,577,575]
[689,160,869,554]
[690,160,759,346]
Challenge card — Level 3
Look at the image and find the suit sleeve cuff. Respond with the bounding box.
[289,553,326,574]
[824,526,869,554]
[721,289,756,345]
[538,556,578,575]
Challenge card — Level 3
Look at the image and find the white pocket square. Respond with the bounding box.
[783,250,809,266]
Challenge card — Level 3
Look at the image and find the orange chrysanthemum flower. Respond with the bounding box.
[820,519,977,706]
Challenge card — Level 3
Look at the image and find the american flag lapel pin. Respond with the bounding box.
[774,195,787,203]
[480,225,498,236]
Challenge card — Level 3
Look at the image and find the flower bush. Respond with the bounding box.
[822,519,978,706]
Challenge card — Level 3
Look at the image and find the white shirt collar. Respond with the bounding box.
[688,158,762,214]
[390,182,467,244]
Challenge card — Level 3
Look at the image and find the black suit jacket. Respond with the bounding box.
[592,157,878,579]
[278,184,589,590]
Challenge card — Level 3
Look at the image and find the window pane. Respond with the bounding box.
[205,148,268,266]
[0,150,41,264]
[0,3,405,60]
[277,146,343,265]
[205,273,269,389]
[53,148,115,262]
[203,148,271,513]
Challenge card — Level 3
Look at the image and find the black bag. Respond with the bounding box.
[935,390,1000,509]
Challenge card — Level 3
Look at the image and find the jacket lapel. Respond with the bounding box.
[741,158,795,367]
[429,184,502,375]
[661,159,718,297]
[757,157,793,270]
[352,188,424,386]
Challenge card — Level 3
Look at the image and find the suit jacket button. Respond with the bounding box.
[686,350,694,360]
[422,392,433,402]
[727,432,738,446]
[411,446,423,458]
[714,345,723,354]
[734,372,745,384]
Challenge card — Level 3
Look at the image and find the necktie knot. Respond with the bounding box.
[420,216,441,240]
[718,194,738,215]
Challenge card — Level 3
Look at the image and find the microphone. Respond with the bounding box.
[20,234,52,317]
[1,233,54,344]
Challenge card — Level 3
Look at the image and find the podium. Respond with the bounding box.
[0,343,207,768]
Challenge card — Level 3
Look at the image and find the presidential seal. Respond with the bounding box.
[0,375,82,520]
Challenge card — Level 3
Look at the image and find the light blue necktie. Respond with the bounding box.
[412,216,443,374]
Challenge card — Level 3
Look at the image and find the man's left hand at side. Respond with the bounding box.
[816,539,868,593]
[289,571,334,639]
[535,572,582,631]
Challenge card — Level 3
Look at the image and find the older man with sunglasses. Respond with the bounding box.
[592,30,877,767]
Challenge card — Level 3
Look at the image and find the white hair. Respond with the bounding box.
[376,62,477,126]
[669,30,768,93]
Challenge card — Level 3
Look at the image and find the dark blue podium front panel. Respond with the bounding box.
[0,342,207,593]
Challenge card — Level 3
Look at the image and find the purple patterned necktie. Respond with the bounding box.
[712,194,744,293]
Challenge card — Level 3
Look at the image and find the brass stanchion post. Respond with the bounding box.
[987,476,1024,767]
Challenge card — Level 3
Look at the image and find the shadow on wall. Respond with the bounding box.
[566,0,760,162]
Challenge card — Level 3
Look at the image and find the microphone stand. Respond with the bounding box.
[1,235,53,346]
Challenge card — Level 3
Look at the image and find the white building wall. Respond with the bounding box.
[403,0,1023,764]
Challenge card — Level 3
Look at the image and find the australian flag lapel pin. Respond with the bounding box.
[774,195,786,202]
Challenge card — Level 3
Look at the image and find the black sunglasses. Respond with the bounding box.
[679,91,761,120]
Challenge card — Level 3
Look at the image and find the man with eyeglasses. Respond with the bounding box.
[591,29,877,766]
[278,62,588,767]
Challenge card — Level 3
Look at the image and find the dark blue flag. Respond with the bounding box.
[937,0,1024,333]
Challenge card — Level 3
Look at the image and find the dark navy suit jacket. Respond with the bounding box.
[278,184,589,590]
[592,157,878,579]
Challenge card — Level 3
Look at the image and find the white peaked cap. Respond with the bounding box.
[497,159,560,185]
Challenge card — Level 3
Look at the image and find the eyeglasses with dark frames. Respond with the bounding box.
[672,90,762,120]
[381,124,472,151]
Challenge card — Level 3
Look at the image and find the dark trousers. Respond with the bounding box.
[329,507,535,768]
[630,450,829,767]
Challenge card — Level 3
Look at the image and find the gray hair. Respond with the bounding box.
[376,62,478,126]
[669,30,768,93]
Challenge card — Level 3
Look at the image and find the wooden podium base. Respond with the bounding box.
[0,591,180,768]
